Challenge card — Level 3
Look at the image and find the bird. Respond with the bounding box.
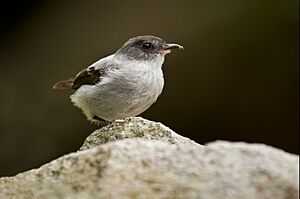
[53,35,183,124]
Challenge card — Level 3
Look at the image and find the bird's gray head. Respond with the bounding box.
[115,35,183,61]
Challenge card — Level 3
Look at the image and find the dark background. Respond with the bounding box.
[0,0,298,177]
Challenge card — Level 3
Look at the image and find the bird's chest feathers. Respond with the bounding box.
[108,61,164,99]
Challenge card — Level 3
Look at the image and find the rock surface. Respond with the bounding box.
[80,117,200,150]
[0,117,299,199]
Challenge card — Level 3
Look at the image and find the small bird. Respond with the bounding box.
[53,35,183,123]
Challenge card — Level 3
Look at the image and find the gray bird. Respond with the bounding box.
[53,35,183,123]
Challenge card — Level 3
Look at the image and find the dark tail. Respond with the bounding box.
[52,78,74,90]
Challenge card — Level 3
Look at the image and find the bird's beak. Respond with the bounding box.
[163,43,184,50]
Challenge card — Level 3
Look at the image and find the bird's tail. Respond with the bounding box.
[52,78,74,90]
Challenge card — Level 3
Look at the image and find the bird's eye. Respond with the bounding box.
[142,42,153,50]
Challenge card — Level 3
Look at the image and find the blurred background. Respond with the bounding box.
[0,0,298,177]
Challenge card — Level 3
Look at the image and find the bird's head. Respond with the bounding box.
[116,35,183,63]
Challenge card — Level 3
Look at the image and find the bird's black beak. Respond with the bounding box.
[163,43,184,50]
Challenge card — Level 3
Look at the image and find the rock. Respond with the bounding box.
[80,117,200,150]
[0,118,299,199]
[0,140,298,199]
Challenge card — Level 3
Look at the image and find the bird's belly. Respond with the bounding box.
[71,69,164,121]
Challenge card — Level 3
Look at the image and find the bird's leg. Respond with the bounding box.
[92,116,111,127]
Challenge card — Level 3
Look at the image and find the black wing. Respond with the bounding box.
[72,67,101,90]
[53,56,117,91]
[52,67,101,90]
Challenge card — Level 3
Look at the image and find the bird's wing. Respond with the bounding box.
[71,66,101,90]
[53,55,117,90]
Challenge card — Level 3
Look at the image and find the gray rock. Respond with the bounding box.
[80,117,200,150]
[0,118,298,199]
[0,139,298,199]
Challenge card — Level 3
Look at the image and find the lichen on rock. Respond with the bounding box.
[80,117,200,150]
